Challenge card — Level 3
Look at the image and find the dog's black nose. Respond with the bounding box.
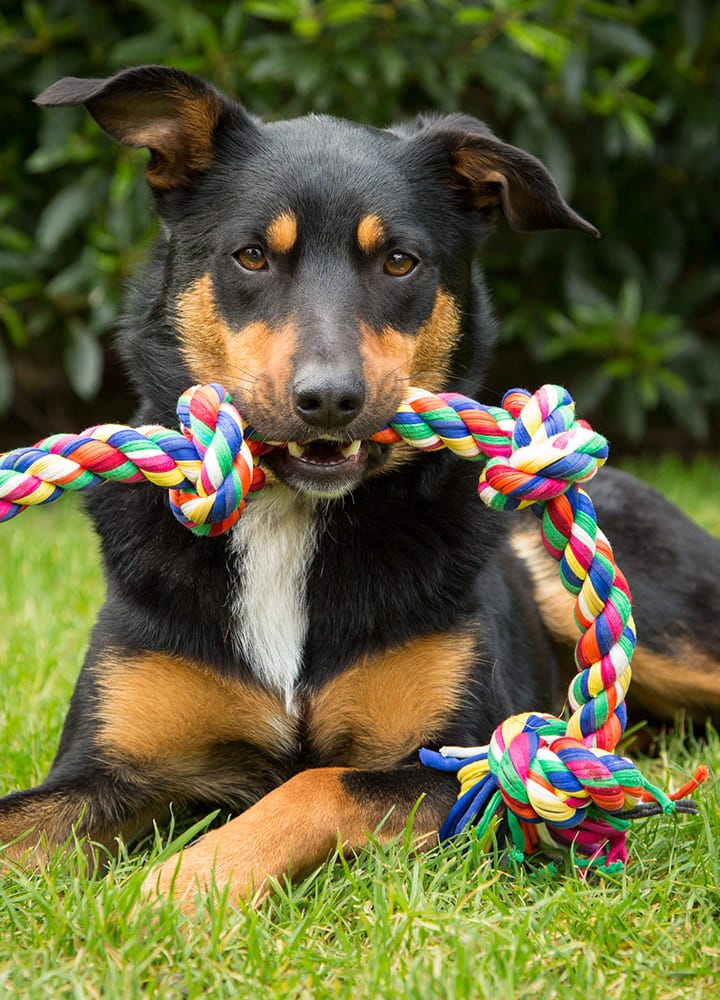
[292,370,366,429]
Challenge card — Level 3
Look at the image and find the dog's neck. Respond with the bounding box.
[228,485,318,711]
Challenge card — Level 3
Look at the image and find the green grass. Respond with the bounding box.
[1,463,719,999]
[618,455,720,537]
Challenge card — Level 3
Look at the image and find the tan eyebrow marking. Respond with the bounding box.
[357,214,385,254]
[266,211,298,254]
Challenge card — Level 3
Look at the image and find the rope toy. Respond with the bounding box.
[0,381,707,869]
[0,384,266,536]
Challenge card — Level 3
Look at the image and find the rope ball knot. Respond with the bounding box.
[487,712,643,827]
[167,383,263,536]
[478,384,610,511]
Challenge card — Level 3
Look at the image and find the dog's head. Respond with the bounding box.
[37,66,596,498]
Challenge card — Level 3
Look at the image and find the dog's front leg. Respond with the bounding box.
[0,779,159,869]
[145,764,458,908]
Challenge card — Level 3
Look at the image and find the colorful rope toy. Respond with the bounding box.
[0,381,707,870]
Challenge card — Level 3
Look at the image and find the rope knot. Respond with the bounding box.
[478,385,609,511]
[167,384,263,536]
[488,712,643,829]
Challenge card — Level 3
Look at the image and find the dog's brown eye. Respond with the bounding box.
[234,246,268,271]
[384,251,417,277]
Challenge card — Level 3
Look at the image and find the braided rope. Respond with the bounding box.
[0,381,705,868]
[0,384,265,536]
[410,386,704,868]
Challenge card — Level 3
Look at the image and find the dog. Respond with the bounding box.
[1,65,718,906]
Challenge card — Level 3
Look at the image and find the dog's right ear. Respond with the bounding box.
[402,113,598,238]
[35,65,255,191]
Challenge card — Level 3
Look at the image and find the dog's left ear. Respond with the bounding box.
[410,115,598,237]
[34,66,250,192]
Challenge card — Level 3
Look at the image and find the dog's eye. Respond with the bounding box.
[234,246,268,271]
[384,251,417,277]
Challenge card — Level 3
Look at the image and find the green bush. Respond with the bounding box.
[1,0,718,448]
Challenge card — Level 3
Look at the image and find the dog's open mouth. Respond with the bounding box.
[286,439,364,464]
[262,438,373,496]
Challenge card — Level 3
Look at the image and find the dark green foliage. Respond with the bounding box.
[1,0,718,447]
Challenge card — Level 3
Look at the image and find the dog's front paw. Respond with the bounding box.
[142,825,270,914]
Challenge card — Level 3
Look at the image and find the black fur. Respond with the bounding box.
[1,67,717,873]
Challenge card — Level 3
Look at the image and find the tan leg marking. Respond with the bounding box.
[629,649,720,719]
[509,526,720,720]
[0,792,88,867]
[306,632,476,768]
[144,766,440,909]
[0,788,149,869]
[508,527,576,644]
[94,651,297,767]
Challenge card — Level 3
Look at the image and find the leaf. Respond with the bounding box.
[0,225,32,254]
[222,2,246,46]
[325,1,379,26]
[540,128,574,196]
[572,370,612,415]
[292,17,321,40]
[109,31,175,67]
[455,7,494,26]
[616,379,646,441]
[681,0,706,49]
[63,324,103,400]
[0,300,27,347]
[46,257,94,299]
[589,21,654,58]
[36,172,106,254]
[638,372,660,409]
[618,279,643,327]
[377,45,406,89]
[244,0,299,22]
[614,54,653,90]
[0,338,12,414]
[561,49,586,103]
[504,21,571,70]
[564,273,614,312]
[619,107,655,153]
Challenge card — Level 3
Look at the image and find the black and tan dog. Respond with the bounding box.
[1,66,718,904]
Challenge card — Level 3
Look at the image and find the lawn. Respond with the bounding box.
[0,457,718,999]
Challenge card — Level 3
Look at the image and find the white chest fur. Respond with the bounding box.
[228,486,317,710]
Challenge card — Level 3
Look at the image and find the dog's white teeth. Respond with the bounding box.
[340,440,362,459]
[287,441,307,458]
